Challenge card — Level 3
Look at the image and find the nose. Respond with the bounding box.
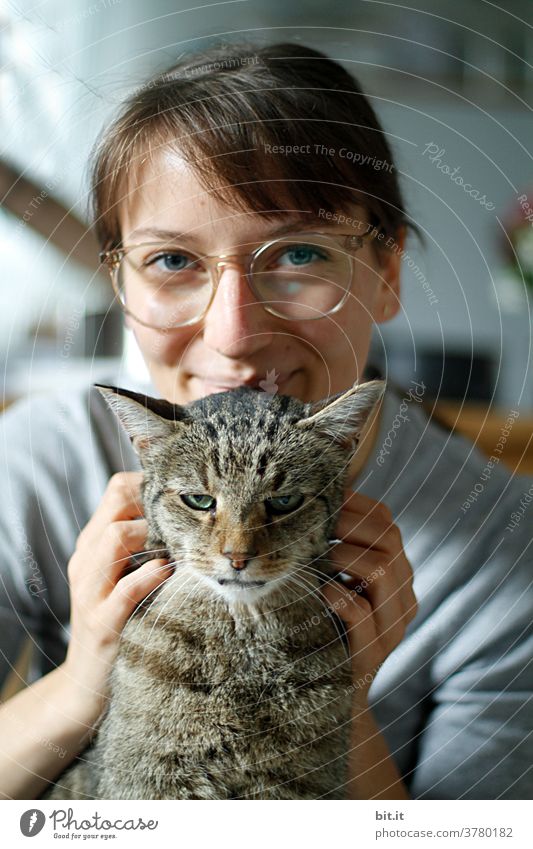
[223,548,259,571]
[202,264,274,359]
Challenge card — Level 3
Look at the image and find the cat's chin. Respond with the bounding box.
[192,572,281,605]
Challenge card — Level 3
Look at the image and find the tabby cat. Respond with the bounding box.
[42,379,385,800]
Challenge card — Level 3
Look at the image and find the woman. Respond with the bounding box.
[0,42,531,800]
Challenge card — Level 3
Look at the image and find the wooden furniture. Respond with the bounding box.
[425,400,533,475]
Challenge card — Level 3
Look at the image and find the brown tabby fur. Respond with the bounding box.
[42,379,384,799]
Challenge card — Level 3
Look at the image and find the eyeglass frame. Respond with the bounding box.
[99,223,382,331]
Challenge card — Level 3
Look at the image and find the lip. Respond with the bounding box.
[195,370,297,392]
[217,578,266,587]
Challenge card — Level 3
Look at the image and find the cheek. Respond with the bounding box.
[349,262,383,315]
[132,324,195,365]
[294,299,374,364]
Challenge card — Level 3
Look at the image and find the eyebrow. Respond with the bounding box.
[126,216,340,244]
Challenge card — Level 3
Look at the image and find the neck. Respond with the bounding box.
[346,395,384,488]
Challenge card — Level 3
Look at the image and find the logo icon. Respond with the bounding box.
[258,369,279,395]
[20,809,46,837]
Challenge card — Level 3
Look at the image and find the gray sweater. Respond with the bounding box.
[1,378,531,799]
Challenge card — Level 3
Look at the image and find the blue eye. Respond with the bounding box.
[265,494,304,514]
[181,494,216,511]
[278,245,329,267]
[151,252,193,272]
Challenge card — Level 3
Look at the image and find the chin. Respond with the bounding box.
[186,371,309,403]
[198,573,279,606]
[217,583,274,605]
[154,376,197,405]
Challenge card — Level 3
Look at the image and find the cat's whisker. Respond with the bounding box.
[284,572,351,664]
[251,572,348,709]
[293,561,341,586]
[289,568,350,625]
[138,560,220,658]
[94,564,182,708]
[138,572,199,659]
[122,559,189,634]
[137,567,230,673]
[292,556,355,587]
[102,547,171,571]
[316,553,371,574]
[132,546,171,557]
[118,565,187,665]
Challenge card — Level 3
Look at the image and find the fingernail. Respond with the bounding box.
[335,571,353,583]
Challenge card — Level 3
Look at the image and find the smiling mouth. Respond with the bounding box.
[217,578,266,588]
[196,371,297,393]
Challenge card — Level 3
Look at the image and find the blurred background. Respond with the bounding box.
[1,0,532,463]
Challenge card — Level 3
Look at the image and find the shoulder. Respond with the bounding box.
[0,376,141,568]
[364,384,533,630]
[368,384,531,541]
[0,378,142,618]
[1,378,139,479]
[366,389,533,797]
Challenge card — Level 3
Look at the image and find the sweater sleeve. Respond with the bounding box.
[408,489,533,800]
[0,381,139,689]
[0,394,56,688]
[0,388,101,688]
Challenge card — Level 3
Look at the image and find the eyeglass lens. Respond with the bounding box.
[115,234,353,328]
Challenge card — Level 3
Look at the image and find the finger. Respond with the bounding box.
[82,472,145,544]
[327,540,413,591]
[86,520,150,595]
[321,582,383,665]
[101,471,145,521]
[334,509,401,554]
[325,551,413,655]
[331,543,416,618]
[326,542,385,578]
[364,581,408,656]
[341,490,393,519]
[322,579,374,621]
[110,558,174,629]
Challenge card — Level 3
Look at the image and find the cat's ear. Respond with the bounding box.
[94,384,189,454]
[295,380,386,451]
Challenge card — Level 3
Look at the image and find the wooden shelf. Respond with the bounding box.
[425,400,533,475]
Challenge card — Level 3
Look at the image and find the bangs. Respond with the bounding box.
[115,126,372,236]
[91,42,409,250]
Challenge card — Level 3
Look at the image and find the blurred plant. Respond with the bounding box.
[501,189,533,294]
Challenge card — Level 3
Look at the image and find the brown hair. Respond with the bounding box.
[90,41,413,252]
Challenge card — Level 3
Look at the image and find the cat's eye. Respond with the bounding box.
[180,493,216,511]
[265,494,304,515]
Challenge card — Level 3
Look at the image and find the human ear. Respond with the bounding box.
[373,226,405,323]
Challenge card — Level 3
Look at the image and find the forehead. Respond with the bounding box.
[188,391,309,487]
[120,149,369,248]
[121,151,215,237]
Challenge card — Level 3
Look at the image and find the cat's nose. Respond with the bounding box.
[224,549,258,571]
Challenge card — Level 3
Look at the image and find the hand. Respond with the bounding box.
[321,490,418,698]
[63,472,173,716]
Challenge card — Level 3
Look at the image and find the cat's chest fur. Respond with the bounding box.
[122,568,347,687]
[91,570,355,799]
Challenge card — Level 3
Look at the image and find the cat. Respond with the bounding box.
[42,378,385,800]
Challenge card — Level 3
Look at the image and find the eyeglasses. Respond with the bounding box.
[99,226,380,331]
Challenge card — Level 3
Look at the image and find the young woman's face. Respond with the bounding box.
[119,153,402,404]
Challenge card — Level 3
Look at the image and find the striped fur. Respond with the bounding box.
[42,380,384,799]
